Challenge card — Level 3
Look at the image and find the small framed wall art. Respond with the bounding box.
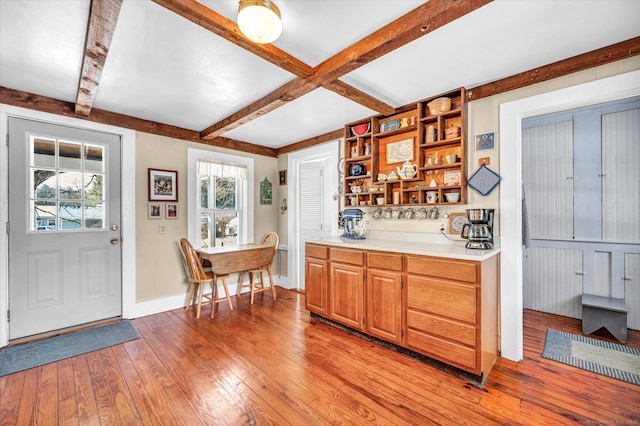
[148,202,162,219]
[166,203,178,219]
[148,168,178,201]
[279,170,287,185]
[475,132,495,151]
[260,178,272,205]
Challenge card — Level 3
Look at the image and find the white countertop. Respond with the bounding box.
[304,235,500,261]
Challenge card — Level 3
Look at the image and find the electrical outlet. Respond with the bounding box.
[440,223,446,232]
[159,224,166,234]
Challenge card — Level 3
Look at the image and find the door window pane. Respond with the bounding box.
[59,141,82,170]
[29,135,107,232]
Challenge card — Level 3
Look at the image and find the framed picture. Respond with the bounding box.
[386,137,414,163]
[148,202,162,219]
[166,203,178,219]
[279,170,287,185]
[443,170,461,187]
[148,168,178,201]
[475,132,495,151]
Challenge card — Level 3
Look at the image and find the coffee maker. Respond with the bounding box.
[461,208,494,249]
[342,209,367,239]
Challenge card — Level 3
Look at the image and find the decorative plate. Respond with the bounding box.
[449,213,468,234]
[337,157,345,175]
[380,119,400,133]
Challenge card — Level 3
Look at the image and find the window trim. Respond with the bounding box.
[187,148,254,246]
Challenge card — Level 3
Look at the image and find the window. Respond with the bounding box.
[30,135,106,232]
[188,149,254,248]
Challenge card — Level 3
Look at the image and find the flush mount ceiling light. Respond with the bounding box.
[237,0,282,44]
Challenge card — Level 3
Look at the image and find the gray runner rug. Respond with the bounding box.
[0,320,139,377]
[542,328,640,385]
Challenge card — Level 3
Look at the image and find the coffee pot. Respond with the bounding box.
[460,208,495,249]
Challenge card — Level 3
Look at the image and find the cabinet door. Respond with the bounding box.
[305,258,328,315]
[366,268,402,344]
[330,263,364,330]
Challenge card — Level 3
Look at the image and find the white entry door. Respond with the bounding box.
[8,117,122,339]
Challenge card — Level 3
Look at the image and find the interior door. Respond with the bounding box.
[8,117,122,339]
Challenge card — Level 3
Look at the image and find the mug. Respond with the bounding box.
[426,125,436,143]
[426,191,439,204]
[377,173,387,182]
[445,154,457,164]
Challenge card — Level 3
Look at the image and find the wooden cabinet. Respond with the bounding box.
[406,255,498,376]
[305,244,328,315]
[329,248,364,330]
[366,252,403,344]
[344,88,467,207]
[305,242,498,380]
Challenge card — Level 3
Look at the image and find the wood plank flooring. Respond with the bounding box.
[1,289,639,425]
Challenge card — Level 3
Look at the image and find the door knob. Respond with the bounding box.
[111,224,119,231]
[110,238,119,245]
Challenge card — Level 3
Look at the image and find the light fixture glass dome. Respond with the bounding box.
[237,0,282,44]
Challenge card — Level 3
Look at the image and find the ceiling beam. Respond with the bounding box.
[200,0,492,139]
[75,0,123,117]
[153,0,395,134]
[1,86,277,157]
[276,129,344,156]
[467,36,640,101]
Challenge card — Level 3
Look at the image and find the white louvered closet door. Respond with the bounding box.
[298,160,323,290]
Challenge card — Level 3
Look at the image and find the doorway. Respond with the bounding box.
[498,70,640,361]
[287,141,339,291]
[7,117,123,339]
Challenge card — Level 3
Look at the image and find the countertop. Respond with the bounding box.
[304,235,500,261]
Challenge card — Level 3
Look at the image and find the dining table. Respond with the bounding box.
[196,243,275,281]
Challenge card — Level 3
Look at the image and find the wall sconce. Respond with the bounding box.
[280,198,287,214]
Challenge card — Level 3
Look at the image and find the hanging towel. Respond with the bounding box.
[522,182,532,249]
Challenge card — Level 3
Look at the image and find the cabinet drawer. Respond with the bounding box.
[306,244,328,259]
[367,252,402,271]
[407,275,477,324]
[330,247,364,266]
[407,309,476,347]
[407,256,477,283]
[407,329,477,372]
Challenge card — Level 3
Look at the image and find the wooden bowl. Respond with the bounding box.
[427,97,451,115]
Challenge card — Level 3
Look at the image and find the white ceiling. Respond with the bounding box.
[1,0,639,150]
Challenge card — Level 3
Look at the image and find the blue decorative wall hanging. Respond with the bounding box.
[467,165,501,196]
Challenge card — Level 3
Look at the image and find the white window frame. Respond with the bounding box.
[187,148,254,247]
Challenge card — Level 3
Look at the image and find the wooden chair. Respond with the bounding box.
[180,238,234,319]
[237,232,279,304]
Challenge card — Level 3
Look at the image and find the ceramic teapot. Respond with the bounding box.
[396,161,418,179]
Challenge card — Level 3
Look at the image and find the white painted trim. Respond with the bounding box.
[0,104,136,347]
[498,70,640,361]
[287,141,340,291]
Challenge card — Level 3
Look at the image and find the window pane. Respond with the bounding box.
[58,171,83,200]
[215,211,238,247]
[215,177,236,209]
[31,137,56,167]
[84,144,104,172]
[84,173,104,201]
[33,200,56,231]
[200,212,213,248]
[59,141,82,170]
[84,202,104,229]
[32,169,56,199]
[200,176,211,209]
[59,202,82,229]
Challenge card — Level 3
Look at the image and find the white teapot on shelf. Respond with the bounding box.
[396,161,418,179]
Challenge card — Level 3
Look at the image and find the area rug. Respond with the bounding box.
[0,320,139,377]
[542,328,640,385]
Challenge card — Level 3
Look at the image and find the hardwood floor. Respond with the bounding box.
[1,289,639,425]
